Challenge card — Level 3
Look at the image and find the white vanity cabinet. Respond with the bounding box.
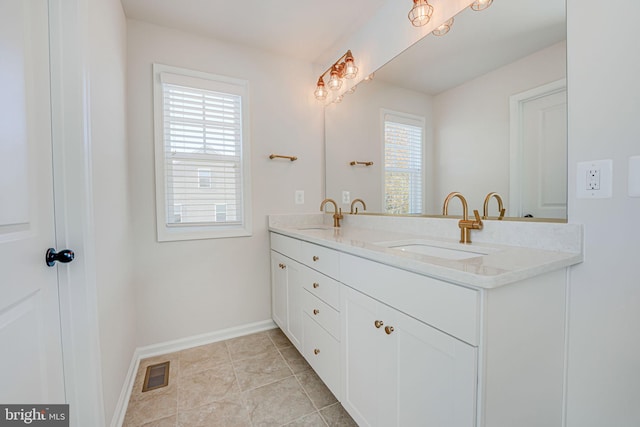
[270,230,569,427]
[341,259,477,427]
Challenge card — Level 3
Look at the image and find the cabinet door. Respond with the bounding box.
[271,251,288,330]
[270,251,303,351]
[342,285,477,427]
[380,303,477,427]
[341,286,383,427]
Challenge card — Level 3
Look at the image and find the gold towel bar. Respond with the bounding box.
[270,154,298,162]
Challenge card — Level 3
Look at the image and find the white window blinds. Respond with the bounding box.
[154,65,251,241]
[383,112,424,215]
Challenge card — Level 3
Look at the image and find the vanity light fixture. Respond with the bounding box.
[470,0,493,11]
[408,0,434,27]
[314,50,358,101]
[432,17,454,36]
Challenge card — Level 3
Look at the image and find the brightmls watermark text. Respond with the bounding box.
[0,405,68,426]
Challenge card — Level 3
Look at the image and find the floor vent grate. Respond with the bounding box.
[142,361,170,392]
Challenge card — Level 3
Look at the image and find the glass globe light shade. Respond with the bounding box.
[314,79,328,101]
[470,0,493,11]
[327,67,343,91]
[408,0,434,27]
[432,18,454,36]
[344,56,358,79]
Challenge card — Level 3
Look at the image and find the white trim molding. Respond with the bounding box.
[49,0,106,425]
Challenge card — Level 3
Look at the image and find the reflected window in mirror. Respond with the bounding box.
[383,110,425,214]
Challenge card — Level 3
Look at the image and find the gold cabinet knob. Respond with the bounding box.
[278,263,286,269]
[374,320,384,329]
[313,309,320,315]
[314,348,320,355]
[312,256,319,262]
[313,282,320,289]
[385,326,395,335]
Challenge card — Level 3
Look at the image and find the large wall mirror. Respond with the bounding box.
[325,0,566,221]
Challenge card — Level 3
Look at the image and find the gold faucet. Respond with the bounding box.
[482,192,506,220]
[350,198,367,214]
[320,198,343,227]
[442,192,483,243]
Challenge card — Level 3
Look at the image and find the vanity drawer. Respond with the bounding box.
[270,232,301,260]
[302,267,341,310]
[303,313,341,399]
[303,289,340,340]
[300,240,339,278]
[339,253,480,346]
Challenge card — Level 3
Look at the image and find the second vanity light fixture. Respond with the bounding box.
[314,50,358,101]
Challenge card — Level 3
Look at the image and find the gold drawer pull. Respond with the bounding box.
[385,326,395,335]
[314,348,320,355]
[312,256,320,262]
[374,320,384,329]
[313,282,320,289]
[313,309,320,315]
[278,263,286,269]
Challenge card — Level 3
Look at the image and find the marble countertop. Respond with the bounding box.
[268,214,583,289]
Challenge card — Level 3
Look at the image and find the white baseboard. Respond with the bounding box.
[110,319,277,427]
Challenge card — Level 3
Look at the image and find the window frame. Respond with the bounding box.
[380,109,425,215]
[153,63,252,242]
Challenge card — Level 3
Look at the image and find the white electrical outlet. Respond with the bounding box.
[587,169,600,190]
[342,191,351,204]
[295,190,304,205]
[577,159,613,199]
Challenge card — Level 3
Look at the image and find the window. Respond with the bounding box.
[197,168,212,189]
[153,64,251,241]
[382,110,424,215]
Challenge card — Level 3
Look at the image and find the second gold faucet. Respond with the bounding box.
[442,192,483,244]
[320,198,343,227]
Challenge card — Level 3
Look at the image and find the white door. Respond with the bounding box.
[510,80,567,219]
[0,0,66,403]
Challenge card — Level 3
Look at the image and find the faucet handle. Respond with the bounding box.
[472,209,483,227]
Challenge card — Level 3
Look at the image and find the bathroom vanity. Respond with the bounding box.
[269,213,582,427]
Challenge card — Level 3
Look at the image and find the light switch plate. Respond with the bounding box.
[342,191,351,204]
[576,159,613,199]
[295,190,304,205]
[630,156,640,197]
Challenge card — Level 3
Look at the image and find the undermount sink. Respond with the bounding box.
[293,225,334,230]
[376,239,496,260]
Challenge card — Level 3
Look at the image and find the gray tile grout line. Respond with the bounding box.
[271,333,331,427]
[225,340,256,427]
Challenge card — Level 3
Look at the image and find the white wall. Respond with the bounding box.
[433,41,566,215]
[565,1,640,425]
[325,80,432,212]
[127,20,324,346]
[87,0,137,423]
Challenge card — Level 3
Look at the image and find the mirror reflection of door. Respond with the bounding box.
[510,80,567,219]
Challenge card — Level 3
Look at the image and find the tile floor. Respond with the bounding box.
[123,328,358,427]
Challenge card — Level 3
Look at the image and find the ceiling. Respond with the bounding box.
[372,0,566,94]
[120,0,387,63]
[120,0,566,94]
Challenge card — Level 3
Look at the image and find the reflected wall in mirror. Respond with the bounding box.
[325,0,567,221]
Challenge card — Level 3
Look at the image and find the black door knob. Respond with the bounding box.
[46,248,75,267]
